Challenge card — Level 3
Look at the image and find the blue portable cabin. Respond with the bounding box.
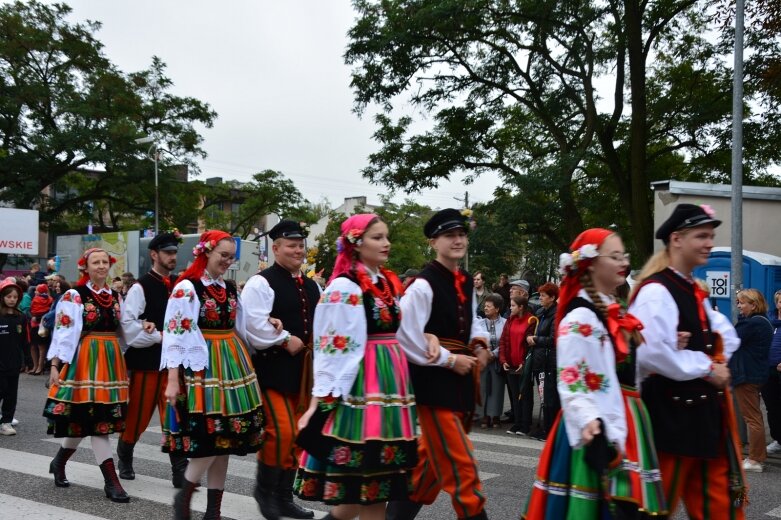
[693,247,781,318]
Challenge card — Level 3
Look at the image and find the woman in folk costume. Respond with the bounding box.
[161,230,264,520]
[43,248,131,503]
[522,228,667,519]
[294,214,417,520]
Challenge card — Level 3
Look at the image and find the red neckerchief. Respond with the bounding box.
[295,275,304,287]
[150,269,172,295]
[606,303,643,363]
[453,269,467,305]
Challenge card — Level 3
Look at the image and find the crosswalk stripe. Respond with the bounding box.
[0,492,108,520]
[0,447,327,519]
[766,505,781,517]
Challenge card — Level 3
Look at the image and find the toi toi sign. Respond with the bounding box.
[705,271,731,298]
[0,208,39,255]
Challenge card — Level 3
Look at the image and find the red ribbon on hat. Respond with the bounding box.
[606,303,643,363]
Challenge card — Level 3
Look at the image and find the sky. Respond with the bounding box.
[60,0,501,210]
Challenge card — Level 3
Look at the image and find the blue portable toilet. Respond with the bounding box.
[693,247,781,317]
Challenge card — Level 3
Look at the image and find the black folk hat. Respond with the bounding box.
[148,232,180,252]
[424,208,469,238]
[268,220,307,241]
[655,203,722,244]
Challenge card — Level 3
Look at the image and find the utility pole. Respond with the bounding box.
[730,0,745,321]
[454,191,470,270]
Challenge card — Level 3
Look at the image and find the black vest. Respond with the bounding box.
[639,268,723,458]
[408,261,476,412]
[252,263,320,393]
[124,271,175,371]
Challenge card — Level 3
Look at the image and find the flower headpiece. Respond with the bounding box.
[699,204,715,218]
[558,244,600,276]
[77,248,117,271]
[461,208,477,230]
[166,228,184,244]
[192,239,217,257]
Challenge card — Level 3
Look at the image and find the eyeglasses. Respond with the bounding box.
[218,252,236,262]
[598,253,631,262]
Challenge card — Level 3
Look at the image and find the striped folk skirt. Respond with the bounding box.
[162,329,263,458]
[522,386,668,519]
[43,332,129,438]
[295,334,418,505]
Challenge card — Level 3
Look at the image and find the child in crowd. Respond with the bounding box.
[29,283,52,375]
[0,279,28,435]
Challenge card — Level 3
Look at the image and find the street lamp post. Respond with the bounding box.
[135,136,159,234]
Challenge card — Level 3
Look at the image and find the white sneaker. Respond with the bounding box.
[0,423,16,436]
[10,418,19,427]
[767,440,781,454]
[742,459,763,472]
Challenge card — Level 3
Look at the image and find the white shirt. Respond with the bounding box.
[630,279,740,382]
[120,282,163,350]
[241,273,290,351]
[396,277,489,366]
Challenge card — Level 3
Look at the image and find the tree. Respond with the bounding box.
[345,0,781,260]
[0,1,216,231]
[200,170,308,239]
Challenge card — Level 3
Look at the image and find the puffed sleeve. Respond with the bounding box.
[47,289,84,364]
[120,283,162,349]
[241,274,288,351]
[557,306,623,449]
[312,277,367,398]
[160,280,207,370]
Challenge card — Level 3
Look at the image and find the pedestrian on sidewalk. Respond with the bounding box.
[479,293,506,429]
[762,290,781,456]
[161,230,264,520]
[732,289,774,472]
[500,295,533,435]
[522,228,666,519]
[43,248,130,503]
[0,279,27,436]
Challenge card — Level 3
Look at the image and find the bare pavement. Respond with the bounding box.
[2,374,781,519]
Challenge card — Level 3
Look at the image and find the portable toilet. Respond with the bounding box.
[693,248,781,317]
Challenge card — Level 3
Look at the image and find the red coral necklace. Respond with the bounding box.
[205,284,227,304]
[89,286,114,309]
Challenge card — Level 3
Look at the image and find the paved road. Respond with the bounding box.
[2,373,781,519]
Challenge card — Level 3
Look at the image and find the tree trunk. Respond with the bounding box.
[625,0,654,259]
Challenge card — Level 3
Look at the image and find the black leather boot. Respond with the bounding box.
[385,500,424,520]
[169,453,188,488]
[116,439,135,480]
[99,458,130,503]
[253,463,282,520]
[49,447,76,487]
[203,488,224,520]
[173,477,198,520]
[276,469,314,518]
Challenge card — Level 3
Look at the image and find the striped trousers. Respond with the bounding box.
[120,369,167,444]
[659,451,745,520]
[257,387,302,469]
[409,405,486,518]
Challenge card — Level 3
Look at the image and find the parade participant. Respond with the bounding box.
[161,230,264,520]
[117,231,188,487]
[294,213,417,520]
[630,204,744,519]
[387,208,491,520]
[43,248,130,503]
[522,229,666,519]
[243,220,319,520]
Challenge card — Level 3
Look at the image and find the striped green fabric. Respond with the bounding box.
[184,335,261,416]
[53,335,127,404]
[326,342,416,443]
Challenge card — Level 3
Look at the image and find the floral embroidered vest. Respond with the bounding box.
[193,281,238,331]
[74,285,121,334]
[339,273,401,334]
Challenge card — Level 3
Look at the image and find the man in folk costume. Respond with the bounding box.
[630,204,746,520]
[387,208,492,520]
[118,231,188,487]
[243,220,319,520]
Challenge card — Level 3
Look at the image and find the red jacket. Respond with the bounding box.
[499,311,533,368]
